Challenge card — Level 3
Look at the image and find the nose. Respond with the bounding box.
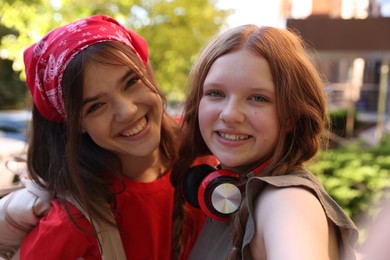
[114,96,138,122]
[219,98,245,124]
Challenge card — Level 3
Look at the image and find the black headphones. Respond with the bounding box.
[182,160,269,221]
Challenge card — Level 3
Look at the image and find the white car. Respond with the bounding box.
[0,110,31,141]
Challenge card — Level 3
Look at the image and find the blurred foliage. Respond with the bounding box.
[0,0,230,109]
[329,108,359,137]
[307,134,390,223]
[0,58,29,108]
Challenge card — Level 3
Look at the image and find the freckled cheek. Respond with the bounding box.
[252,117,279,138]
[198,102,212,140]
[198,112,208,136]
[265,125,281,147]
[199,99,220,115]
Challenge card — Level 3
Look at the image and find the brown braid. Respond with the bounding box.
[227,194,250,260]
[170,127,202,259]
[171,181,186,259]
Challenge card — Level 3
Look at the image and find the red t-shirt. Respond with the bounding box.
[20,171,205,259]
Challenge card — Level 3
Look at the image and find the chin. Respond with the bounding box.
[216,159,242,169]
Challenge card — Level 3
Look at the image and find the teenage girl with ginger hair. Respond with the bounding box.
[19,15,203,259]
[171,25,358,259]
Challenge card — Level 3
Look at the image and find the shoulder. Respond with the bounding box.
[20,200,97,259]
[25,200,92,236]
[250,186,338,260]
[42,200,89,226]
[254,186,327,236]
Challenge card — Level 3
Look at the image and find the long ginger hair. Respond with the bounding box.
[171,25,329,259]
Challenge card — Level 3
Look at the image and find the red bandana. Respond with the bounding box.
[23,14,148,122]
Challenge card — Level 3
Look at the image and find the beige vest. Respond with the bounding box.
[189,170,358,260]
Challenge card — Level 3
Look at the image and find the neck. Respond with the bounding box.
[118,149,167,182]
[221,158,271,178]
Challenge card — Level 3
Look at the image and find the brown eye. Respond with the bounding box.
[125,76,141,90]
[86,103,104,114]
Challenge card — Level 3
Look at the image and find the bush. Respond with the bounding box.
[306,135,390,222]
[329,108,362,137]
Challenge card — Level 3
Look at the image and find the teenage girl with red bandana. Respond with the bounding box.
[18,15,204,259]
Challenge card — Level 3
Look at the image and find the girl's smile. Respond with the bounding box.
[119,116,148,137]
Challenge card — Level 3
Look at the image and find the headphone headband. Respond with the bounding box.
[246,158,271,178]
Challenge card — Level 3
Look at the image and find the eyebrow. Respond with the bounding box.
[82,69,135,107]
[120,69,135,84]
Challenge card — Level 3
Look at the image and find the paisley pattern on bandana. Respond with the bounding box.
[23,14,148,122]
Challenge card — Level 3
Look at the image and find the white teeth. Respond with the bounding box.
[219,132,249,140]
[121,117,147,136]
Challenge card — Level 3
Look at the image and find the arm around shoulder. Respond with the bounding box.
[20,201,98,260]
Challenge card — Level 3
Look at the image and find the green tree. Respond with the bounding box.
[0,58,28,109]
[0,0,229,109]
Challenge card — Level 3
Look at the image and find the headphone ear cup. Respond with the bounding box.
[182,164,215,208]
[198,170,241,221]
